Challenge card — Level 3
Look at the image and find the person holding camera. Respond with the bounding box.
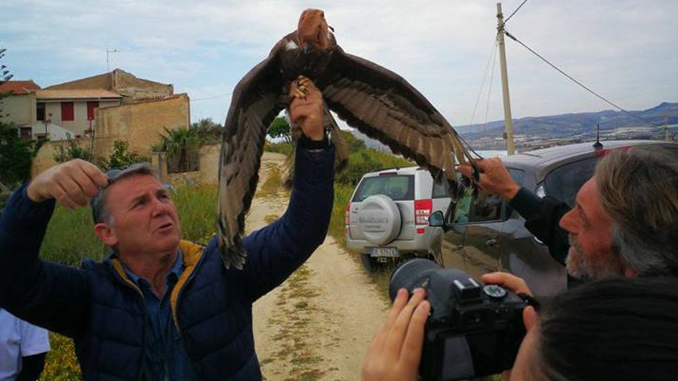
[362,275,678,381]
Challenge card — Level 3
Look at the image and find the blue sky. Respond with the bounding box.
[1,0,677,127]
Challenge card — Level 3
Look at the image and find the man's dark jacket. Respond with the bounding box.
[509,188,571,265]
[0,147,335,381]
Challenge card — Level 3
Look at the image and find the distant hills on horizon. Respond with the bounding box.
[351,102,678,151]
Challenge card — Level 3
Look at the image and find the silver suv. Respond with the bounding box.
[345,166,450,271]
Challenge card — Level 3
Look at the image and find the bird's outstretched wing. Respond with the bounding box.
[319,46,479,184]
[218,55,286,270]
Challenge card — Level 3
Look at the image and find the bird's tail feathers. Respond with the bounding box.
[217,221,247,270]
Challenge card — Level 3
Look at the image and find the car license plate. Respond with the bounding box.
[370,247,399,257]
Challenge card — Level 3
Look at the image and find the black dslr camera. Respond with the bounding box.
[390,259,528,381]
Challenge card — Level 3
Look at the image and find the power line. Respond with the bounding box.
[484,43,498,126]
[503,30,662,128]
[191,92,232,102]
[504,0,530,24]
[470,40,498,125]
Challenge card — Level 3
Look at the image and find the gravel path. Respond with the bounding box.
[248,152,389,381]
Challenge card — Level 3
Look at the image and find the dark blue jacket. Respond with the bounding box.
[0,147,334,381]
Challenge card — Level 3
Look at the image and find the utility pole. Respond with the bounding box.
[106,49,119,72]
[496,3,515,155]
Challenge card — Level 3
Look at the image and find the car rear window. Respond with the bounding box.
[432,178,448,199]
[543,157,597,207]
[352,175,414,202]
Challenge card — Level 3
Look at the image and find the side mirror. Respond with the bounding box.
[429,210,446,230]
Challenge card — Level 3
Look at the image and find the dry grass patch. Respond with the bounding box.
[259,265,328,380]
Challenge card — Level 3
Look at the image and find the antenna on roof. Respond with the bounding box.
[106,49,119,72]
[593,123,603,151]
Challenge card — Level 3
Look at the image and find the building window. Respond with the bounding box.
[87,101,99,120]
[36,102,45,121]
[61,102,74,121]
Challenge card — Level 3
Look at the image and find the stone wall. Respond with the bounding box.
[2,93,35,126]
[94,94,190,158]
[31,138,94,177]
[167,143,220,187]
[31,139,220,189]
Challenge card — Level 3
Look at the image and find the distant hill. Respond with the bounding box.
[350,102,678,151]
[348,129,389,151]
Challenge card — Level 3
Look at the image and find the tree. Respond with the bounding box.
[0,43,33,186]
[1,43,40,213]
[53,138,93,163]
[342,130,367,151]
[157,127,201,172]
[192,117,223,145]
[268,116,291,143]
[102,140,150,170]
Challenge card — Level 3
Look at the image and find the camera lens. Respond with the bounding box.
[389,258,441,302]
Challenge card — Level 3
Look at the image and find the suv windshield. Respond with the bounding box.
[352,175,414,202]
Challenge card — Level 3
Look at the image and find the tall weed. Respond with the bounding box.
[172,184,218,243]
[42,206,107,266]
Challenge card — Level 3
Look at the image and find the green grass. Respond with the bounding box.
[328,183,353,242]
[42,332,81,381]
[41,206,107,266]
[257,163,285,199]
[172,184,218,243]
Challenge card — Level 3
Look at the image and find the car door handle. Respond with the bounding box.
[485,239,498,246]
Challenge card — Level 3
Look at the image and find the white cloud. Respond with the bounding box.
[1,0,676,126]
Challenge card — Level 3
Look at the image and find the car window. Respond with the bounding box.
[470,192,504,222]
[507,168,525,186]
[543,157,597,207]
[450,188,505,224]
[352,175,414,202]
[431,177,448,199]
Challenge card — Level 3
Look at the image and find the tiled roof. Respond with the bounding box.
[35,89,122,100]
[0,80,41,95]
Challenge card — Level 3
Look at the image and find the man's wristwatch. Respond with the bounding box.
[299,131,330,150]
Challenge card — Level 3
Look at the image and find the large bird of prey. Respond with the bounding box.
[218,8,479,269]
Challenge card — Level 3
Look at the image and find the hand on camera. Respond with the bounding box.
[362,288,430,381]
[481,272,533,296]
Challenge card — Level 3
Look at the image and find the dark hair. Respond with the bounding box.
[535,277,678,381]
[90,163,160,223]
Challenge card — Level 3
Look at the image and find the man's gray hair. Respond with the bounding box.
[595,145,678,276]
[91,163,161,224]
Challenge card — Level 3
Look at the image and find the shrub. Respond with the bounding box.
[101,140,150,170]
[53,138,93,163]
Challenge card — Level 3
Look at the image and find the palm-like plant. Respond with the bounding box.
[157,127,201,172]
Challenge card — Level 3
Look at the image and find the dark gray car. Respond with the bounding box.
[433,140,678,297]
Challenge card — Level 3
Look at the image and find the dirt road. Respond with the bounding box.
[247,152,390,381]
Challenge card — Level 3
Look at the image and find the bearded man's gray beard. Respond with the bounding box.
[566,235,625,280]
